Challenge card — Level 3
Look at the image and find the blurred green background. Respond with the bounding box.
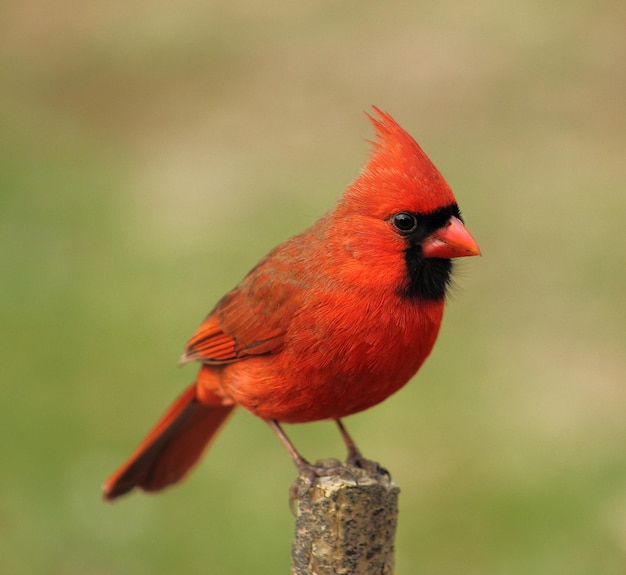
[2,1,625,573]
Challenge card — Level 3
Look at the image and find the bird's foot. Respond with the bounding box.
[345,448,391,480]
[334,419,390,479]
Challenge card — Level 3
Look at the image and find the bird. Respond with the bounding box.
[103,108,480,501]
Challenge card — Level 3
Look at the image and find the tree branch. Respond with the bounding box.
[291,460,400,575]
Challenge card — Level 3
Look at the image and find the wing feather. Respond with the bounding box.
[181,253,304,365]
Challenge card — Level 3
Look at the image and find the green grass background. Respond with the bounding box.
[2,1,625,573]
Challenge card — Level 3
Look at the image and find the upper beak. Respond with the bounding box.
[421,216,481,259]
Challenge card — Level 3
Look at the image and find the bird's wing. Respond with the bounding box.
[181,261,303,365]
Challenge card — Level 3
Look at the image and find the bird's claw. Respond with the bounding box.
[346,452,391,480]
[345,446,392,480]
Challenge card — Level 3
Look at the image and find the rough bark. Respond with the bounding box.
[291,460,399,575]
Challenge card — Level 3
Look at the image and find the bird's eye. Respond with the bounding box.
[391,212,418,233]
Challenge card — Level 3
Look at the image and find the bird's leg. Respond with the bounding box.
[267,420,357,510]
[335,419,364,465]
[267,419,313,469]
[335,419,390,478]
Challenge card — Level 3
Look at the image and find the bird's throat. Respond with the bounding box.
[401,253,453,301]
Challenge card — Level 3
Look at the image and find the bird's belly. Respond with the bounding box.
[226,347,424,423]
[221,299,443,422]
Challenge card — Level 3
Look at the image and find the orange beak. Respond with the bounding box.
[421,216,481,259]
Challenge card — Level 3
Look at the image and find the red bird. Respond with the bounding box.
[103,108,480,500]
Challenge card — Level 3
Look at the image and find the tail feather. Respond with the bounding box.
[103,384,235,500]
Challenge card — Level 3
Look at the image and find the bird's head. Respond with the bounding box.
[334,107,481,300]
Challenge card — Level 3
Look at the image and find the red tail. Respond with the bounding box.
[103,384,235,500]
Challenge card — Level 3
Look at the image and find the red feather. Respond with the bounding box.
[104,108,480,499]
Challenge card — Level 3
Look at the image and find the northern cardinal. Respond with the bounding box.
[103,108,480,500]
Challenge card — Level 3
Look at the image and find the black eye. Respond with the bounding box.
[392,212,418,233]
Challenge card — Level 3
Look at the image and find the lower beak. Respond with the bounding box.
[421,216,481,259]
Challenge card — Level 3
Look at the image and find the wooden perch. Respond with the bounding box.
[291,459,400,575]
